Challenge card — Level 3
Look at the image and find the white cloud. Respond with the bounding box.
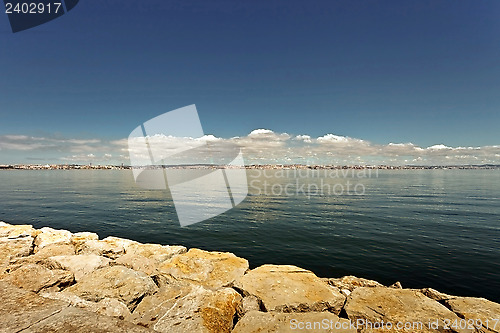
[427,144,452,150]
[0,135,103,153]
[295,135,312,143]
[2,135,30,140]
[196,134,220,142]
[317,134,350,143]
[1,131,499,166]
[248,129,275,136]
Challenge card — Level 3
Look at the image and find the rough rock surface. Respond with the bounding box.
[235,264,345,314]
[0,280,69,332]
[158,248,249,289]
[29,243,76,259]
[71,231,99,250]
[114,253,159,276]
[22,307,154,333]
[41,290,93,307]
[237,295,261,317]
[233,310,356,333]
[0,236,34,273]
[125,242,186,262]
[133,283,242,333]
[344,287,473,333]
[45,254,111,281]
[0,221,37,238]
[131,280,194,326]
[41,291,132,320]
[6,243,77,275]
[64,265,158,310]
[78,236,139,259]
[3,263,74,292]
[33,227,72,252]
[444,297,500,333]
[389,281,403,289]
[95,297,133,320]
[419,287,455,301]
[324,275,384,292]
[1,222,500,333]
[0,280,153,332]
[78,240,124,259]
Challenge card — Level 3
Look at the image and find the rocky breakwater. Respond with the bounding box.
[0,221,499,333]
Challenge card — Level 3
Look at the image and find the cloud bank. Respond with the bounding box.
[0,130,499,166]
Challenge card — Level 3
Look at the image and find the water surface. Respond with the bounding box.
[0,169,498,302]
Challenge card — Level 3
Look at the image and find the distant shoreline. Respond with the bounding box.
[0,164,499,171]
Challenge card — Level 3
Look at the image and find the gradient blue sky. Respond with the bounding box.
[1,0,499,164]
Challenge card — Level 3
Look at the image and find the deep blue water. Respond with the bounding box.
[0,169,499,302]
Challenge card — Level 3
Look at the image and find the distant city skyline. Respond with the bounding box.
[1,1,500,164]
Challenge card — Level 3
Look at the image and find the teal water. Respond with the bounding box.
[0,169,499,301]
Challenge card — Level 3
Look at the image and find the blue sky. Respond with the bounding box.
[1,0,499,164]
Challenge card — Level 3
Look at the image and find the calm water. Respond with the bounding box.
[0,169,499,302]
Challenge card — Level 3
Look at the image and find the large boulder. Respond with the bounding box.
[125,242,186,263]
[324,275,383,292]
[64,265,158,311]
[0,280,69,332]
[102,236,139,247]
[78,236,139,259]
[78,240,124,259]
[419,288,454,301]
[94,297,133,320]
[444,297,500,333]
[0,236,33,258]
[71,232,99,250]
[0,281,153,333]
[45,254,111,281]
[33,227,72,252]
[114,253,159,276]
[158,248,248,290]
[0,236,34,274]
[344,287,473,333]
[133,283,241,333]
[234,264,345,314]
[41,291,132,321]
[131,280,194,326]
[0,281,155,332]
[25,307,155,333]
[5,243,76,273]
[30,243,76,259]
[41,290,93,307]
[0,221,37,238]
[233,310,356,333]
[2,263,74,292]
